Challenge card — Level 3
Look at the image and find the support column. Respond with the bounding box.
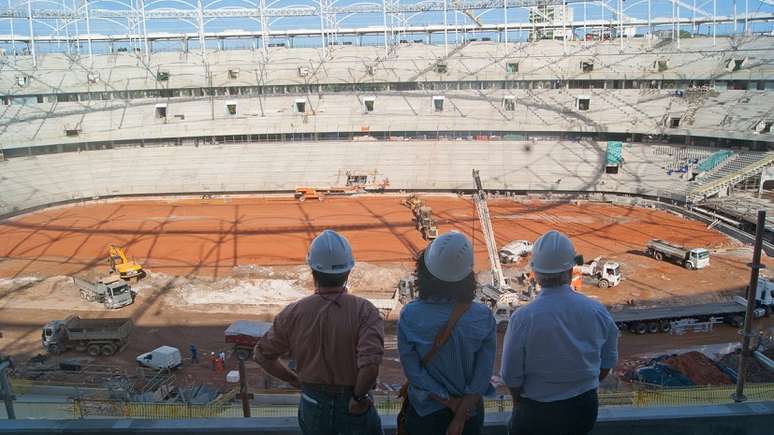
[712,0,718,47]
[197,0,206,60]
[84,0,93,63]
[8,0,16,62]
[562,0,567,53]
[647,0,652,40]
[26,0,36,66]
[618,0,624,51]
[676,0,680,49]
[443,0,448,57]
[259,0,269,54]
[503,0,508,46]
[744,0,749,35]
[382,0,389,56]
[319,0,327,54]
[141,0,150,60]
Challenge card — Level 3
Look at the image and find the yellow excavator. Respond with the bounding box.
[107,245,144,280]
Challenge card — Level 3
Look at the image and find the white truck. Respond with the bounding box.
[72,276,134,309]
[646,239,709,270]
[499,240,533,264]
[136,346,182,370]
[574,256,622,289]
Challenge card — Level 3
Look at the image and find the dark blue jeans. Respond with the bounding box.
[509,389,598,435]
[405,400,485,435]
[298,386,383,435]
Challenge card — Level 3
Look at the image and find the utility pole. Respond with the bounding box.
[733,210,766,402]
[0,358,16,420]
[237,358,253,417]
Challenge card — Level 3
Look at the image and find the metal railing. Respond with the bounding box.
[5,383,774,420]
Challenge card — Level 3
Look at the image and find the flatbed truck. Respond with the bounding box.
[612,278,774,334]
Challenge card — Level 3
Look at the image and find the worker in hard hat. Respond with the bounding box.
[254,230,385,434]
[500,230,619,435]
[398,231,496,435]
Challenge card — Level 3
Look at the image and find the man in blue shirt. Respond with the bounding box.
[501,230,619,435]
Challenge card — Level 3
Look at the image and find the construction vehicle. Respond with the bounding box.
[396,275,417,306]
[72,275,134,309]
[401,195,438,240]
[611,277,774,334]
[499,240,533,264]
[42,315,133,356]
[401,194,421,210]
[646,239,710,270]
[571,256,622,290]
[225,320,273,360]
[107,245,144,279]
[416,206,439,240]
[471,169,527,326]
[295,187,323,202]
[296,177,389,202]
[137,346,182,370]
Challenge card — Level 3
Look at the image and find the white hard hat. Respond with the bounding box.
[424,231,474,282]
[307,230,355,274]
[530,230,576,274]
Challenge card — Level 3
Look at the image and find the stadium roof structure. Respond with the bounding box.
[0,0,772,66]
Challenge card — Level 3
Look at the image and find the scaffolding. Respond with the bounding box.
[0,1,772,66]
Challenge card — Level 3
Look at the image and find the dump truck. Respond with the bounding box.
[611,277,774,334]
[225,320,273,360]
[107,245,144,279]
[646,239,709,270]
[73,276,134,309]
[42,315,133,356]
[499,240,533,264]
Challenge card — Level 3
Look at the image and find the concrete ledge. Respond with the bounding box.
[2,401,774,435]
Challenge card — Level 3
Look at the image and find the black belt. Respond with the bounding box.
[301,383,355,395]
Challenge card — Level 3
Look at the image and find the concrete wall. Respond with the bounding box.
[1,401,773,435]
[0,140,691,217]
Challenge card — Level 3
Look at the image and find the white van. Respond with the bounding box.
[136,346,182,370]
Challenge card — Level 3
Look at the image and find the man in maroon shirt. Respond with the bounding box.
[254,230,385,434]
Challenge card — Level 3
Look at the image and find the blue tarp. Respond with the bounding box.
[632,363,696,387]
[606,141,623,167]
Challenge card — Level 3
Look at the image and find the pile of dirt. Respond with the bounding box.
[718,350,774,383]
[347,262,411,294]
[662,351,733,385]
